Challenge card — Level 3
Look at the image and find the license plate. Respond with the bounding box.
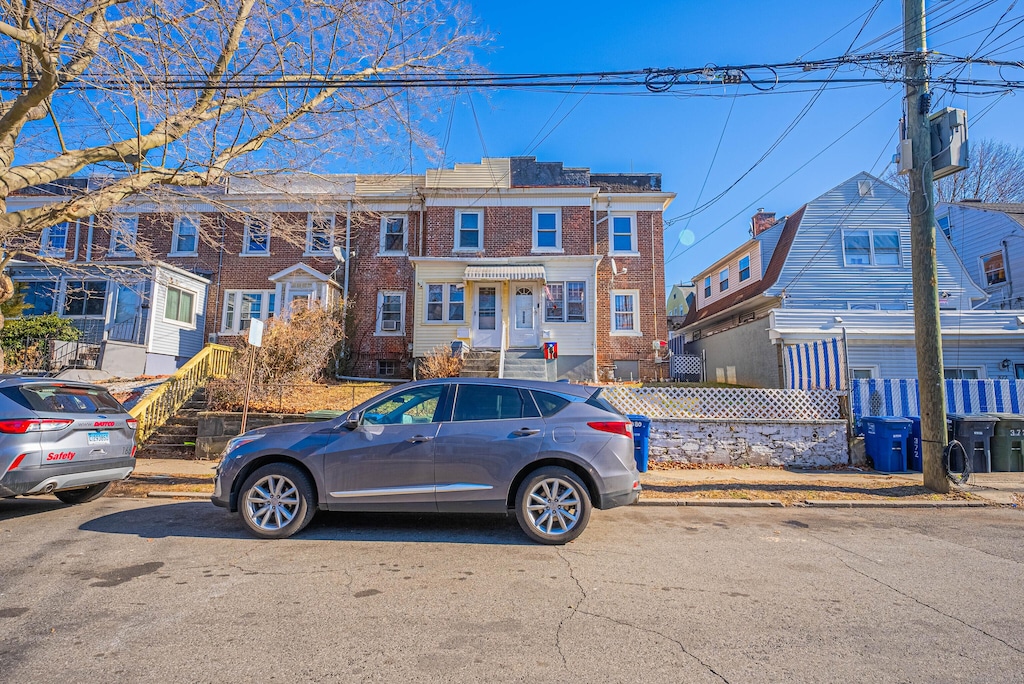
[87,431,110,445]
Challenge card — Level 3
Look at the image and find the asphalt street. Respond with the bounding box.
[1,498,1022,683]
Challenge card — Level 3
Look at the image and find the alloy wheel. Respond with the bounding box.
[244,474,300,531]
[525,477,580,536]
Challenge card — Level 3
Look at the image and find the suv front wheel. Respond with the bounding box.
[514,466,592,544]
[238,463,316,539]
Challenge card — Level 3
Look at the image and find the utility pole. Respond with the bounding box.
[904,0,950,493]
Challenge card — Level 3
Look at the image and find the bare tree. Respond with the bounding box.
[0,0,480,368]
[884,138,1024,203]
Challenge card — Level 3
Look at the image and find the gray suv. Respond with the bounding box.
[0,377,136,503]
[213,378,641,544]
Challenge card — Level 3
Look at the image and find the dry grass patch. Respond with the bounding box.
[109,474,214,498]
[209,381,390,414]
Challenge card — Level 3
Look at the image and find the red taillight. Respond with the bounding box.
[6,454,27,472]
[126,419,138,431]
[0,419,74,434]
[587,421,633,438]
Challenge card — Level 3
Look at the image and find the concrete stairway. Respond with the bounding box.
[502,348,550,381]
[134,388,206,460]
[459,350,500,378]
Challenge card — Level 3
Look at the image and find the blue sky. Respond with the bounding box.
[415,0,1024,291]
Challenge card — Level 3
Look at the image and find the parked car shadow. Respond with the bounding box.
[0,496,68,521]
[79,501,531,545]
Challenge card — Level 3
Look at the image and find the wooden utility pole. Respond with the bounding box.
[904,0,950,493]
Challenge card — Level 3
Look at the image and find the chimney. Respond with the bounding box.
[751,208,776,236]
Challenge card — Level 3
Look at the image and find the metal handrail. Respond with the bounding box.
[129,343,235,443]
[498,320,507,379]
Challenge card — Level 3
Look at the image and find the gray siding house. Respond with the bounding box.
[9,260,210,377]
[682,173,1024,387]
[936,201,1024,312]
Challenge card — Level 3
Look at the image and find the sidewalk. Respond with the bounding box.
[124,458,1024,507]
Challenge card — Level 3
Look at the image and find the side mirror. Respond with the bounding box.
[342,411,361,430]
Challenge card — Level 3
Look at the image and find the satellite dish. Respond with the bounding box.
[332,245,345,263]
[611,258,627,276]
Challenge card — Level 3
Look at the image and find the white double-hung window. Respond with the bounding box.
[242,215,271,255]
[425,283,465,323]
[609,213,637,255]
[222,290,276,335]
[610,289,641,335]
[306,214,334,255]
[843,229,900,266]
[380,216,407,254]
[171,215,200,256]
[40,222,69,256]
[109,215,138,256]
[455,210,483,251]
[533,209,561,251]
[377,291,405,335]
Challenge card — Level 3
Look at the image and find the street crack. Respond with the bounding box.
[554,548,587,671]
[577,610,729,683]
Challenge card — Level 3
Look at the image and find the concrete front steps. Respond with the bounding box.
[459,350,499,378]
[502,348,550,381]
[134,388,206,460]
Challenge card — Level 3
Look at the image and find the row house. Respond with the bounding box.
[6,158,674,381]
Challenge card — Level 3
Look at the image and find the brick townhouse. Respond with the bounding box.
[6,158,673,380]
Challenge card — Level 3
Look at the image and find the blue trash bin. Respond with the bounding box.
[907,416,923,472]
[862,416,912,472]
[626,414,651,473]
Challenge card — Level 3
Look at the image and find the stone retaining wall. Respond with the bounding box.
[196,411,335,459]
[648,420,849,468]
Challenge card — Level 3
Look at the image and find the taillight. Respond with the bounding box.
[0,419,74,434]
[6,454,27,472]
[587,421,633,438]
[126,419,138,430]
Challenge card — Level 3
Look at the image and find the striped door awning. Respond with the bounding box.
[464,265,546,281]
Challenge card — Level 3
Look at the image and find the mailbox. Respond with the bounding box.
[543,341,558,360]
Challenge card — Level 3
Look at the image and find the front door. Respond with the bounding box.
[321,384,444,511]
[472,285,502,348]
[509,283,539,348]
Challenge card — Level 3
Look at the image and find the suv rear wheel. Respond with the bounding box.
[515,466,592,544]
[54,482,112,505]
[238,463,316,539]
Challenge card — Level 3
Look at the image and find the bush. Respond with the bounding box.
[417,344,464,379]
[0,314,81,346]
[208,305,345,409]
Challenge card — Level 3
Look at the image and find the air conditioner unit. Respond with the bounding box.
[207,333,219,343]
[381,320,399,332]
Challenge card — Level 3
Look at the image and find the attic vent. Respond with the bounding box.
[858,180,873,197]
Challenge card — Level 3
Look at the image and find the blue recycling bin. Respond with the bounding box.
[907,416,923,472]
[862,416,912,472]
[626,414,651,473]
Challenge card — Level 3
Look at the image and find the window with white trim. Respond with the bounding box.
[610,290,640,335]
[719,268,729,292]
[703,276,711,299]
[425,283,465,323]
[981,251,1007,286]
[40,222,69,256]
[380,215,407,254]
[21,281,57,316]
[937,214,952,239]
[109,215,137,256]
[739,255,751,282]
[851,368,876,380]
[62,281,106,316]
[164,285,195,326]
[306,214,334,255]
[242,215,271,255]
[533,209,561,251]
[221,290,276,335]
[455,210,483,251]
[945,367,981,380]
[843,229,900,266]
[609,213,637,254]
[544,281,586,322]
[377,359,399,377]
[376,290,405,335]
[171,215,199,255]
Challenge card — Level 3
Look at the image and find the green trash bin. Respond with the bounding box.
[987,413,1024,472]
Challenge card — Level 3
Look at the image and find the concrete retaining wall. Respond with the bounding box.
[648,419,849,468]
[196,411,335,459]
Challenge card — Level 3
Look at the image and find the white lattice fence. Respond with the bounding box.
[602,386,840,421]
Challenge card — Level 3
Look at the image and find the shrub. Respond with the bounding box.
[417,344,464,379]
[208,305,345,409]
[0,313,82,344]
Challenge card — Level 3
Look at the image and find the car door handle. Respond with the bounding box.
[406,435,434,443]
[512,428,540,437]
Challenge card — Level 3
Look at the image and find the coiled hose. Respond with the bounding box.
[944,439,971,486]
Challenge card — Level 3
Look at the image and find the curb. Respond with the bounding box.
[802,499,988,508]
[637,498,784,507]
[147,491,213,499]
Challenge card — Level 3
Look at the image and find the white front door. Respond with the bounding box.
[472,285,502,348]
[509,283,539,348]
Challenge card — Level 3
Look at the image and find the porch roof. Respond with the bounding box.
[464,264,545,281]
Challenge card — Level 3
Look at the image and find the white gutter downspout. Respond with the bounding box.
[343,199,352,310]
[593,256,600,383]
[71,219,81,262]
[84,215,94,262]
